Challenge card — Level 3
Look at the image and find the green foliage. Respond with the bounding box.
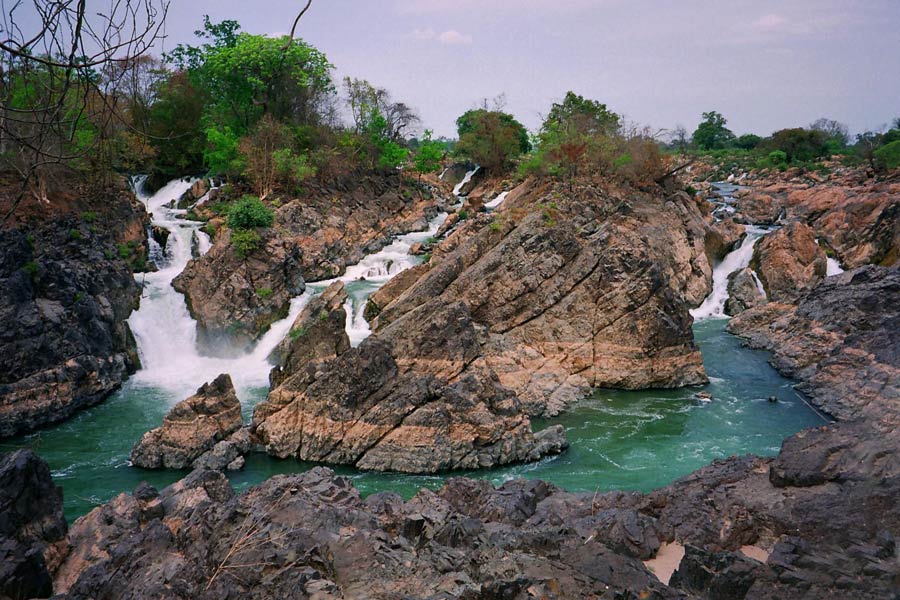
[458,210,469,220]
[231,229,262,257]
[69,229,83,241]
[21,261,39,277]
[455,109,530,171]
[289,325,307,340]
[227,196,274,229]
[882,128,900,146]
[273,147,316,185]
[118,243,132,259]
[692,111,735,150]
[489,220,501,232]
[874,140,900,170]
[414,129,444,176]
[734,134,762,150]
[542,91,619,137]
[81,211,98,223]
[204,125,243,175]
[761,128,829,163]
[146,71,207,180]
[763,150,789,169]
[74,291,85,303]
[256,287,274,299]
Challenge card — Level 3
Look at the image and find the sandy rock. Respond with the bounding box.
[752,222,826,302]
[130,374,243,470]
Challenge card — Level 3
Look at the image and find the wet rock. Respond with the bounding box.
[752,222,827,302]
[728,265,900,422]
[192,427,252,472]
[172,228,306,355]
[130,374,243,470]
[0,449,67,600]
[735,191,784,225]
[266,280,350,390]
[725,267,767,315]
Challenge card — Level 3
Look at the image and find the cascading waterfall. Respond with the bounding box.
[484,190,509,210]
[452,167,479,196]
[690,227,771,320]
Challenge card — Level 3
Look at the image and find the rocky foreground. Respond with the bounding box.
[0,181,148,438]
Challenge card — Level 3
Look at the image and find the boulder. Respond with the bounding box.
[130,374,243,469]
[725,267,766,315]
[752,222,826,302]
[0,449,67,600]
[735,191,784,225]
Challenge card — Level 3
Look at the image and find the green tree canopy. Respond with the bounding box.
[541,91,619,137]
[762,128,829,163]
[414,129,444,177]
[455,109,530,171]
[691,111,735,150]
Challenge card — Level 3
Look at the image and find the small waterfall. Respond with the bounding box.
[690,226,771,320]
[452,167,479,197]
[485,190,509,210]
[817,240,844,276]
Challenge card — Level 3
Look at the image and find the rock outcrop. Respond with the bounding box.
[172,228,306,356]
[728,265,900,423]
[0,449,67,600]
[172,173,440,353]
[130,374,243,470]
[267,280,350,389]
[751,222,826,302]
[725,267,766,316]
[0,184,146,438]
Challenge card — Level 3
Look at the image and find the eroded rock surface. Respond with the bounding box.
[0,185,146,438]
[725,268,766,316]
[752,222,826,302]
[130,374,243,470]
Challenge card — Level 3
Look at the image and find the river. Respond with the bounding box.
[4,176,825,522]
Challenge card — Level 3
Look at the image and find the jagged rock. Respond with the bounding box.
[725,267,766,315]
[130,374,243,470]
[752,222,827,302]
[0,449,67,600]
[172,228,306,355]
[267,280,350,390]
[149,225,169,249]
[0,183,146,438]
[735,191,784,225]
[363,263,429,322]
[728,265,900,423]
[192,427,252,472]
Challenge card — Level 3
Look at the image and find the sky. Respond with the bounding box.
[27,0,900,139]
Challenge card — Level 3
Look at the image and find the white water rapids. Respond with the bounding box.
[127,177,450,402]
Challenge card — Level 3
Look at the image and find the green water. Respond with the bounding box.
[4,319,825,523]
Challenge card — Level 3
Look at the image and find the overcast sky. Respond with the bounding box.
[140,0,900,138]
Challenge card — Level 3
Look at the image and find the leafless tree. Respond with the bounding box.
[810,118,849,146]
[1,0,169,220]
[343,76,420,141]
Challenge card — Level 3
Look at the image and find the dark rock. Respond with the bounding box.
[725,267,767,316]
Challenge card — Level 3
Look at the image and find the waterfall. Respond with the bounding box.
[124,177,451,400]
[817,240,845,276]
[690,226,771,320]
[452,167,479,196]
[485,190,509,210]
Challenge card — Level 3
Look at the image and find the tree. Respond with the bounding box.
[734,134,762,150]
[691,111,735,150]
[343,77,419,141]
[0,0,169,219]
[541,91,619,137]
[855,131,884,169]
[763,128,829,163]
[809,118,849,149]
[414,129,443,180]
[455,109,530,171]
[671,125,690,152]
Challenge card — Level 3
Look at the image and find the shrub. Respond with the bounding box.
[458,210,469,220]
[82,211,97,223]
[21,261,38,276]
[762,128,829,163]
[227,196,274,230]
[289,325,307,340]
[231,229,262,257]
[69,229,82,240]
[874,140,900,170]
[765,150,788,168]
[256,287,273,299]
[455,109,530,171]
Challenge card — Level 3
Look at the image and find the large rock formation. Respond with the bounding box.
[172,228,306,356]
[172,173,440,353]
[130,374,243,470]
[725,267,766,316]
[0,449,67,600]
[751,221,827,302]
[267,280,350,389]
[728,265,900,423]
[0,184,146,438]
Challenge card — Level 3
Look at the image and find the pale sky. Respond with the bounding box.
[30,0,900,138]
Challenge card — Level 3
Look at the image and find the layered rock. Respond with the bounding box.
[0,184,146,438]
[267,280,350,389]
[725,267,767,316]
[728,265,900,424]
[172,173,440,353]
[751,222,826,302]
[172,228,306,355]
[130,374,243,470]
[0,449,67,600]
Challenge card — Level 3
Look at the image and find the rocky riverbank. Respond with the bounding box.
[0,180,149,438]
